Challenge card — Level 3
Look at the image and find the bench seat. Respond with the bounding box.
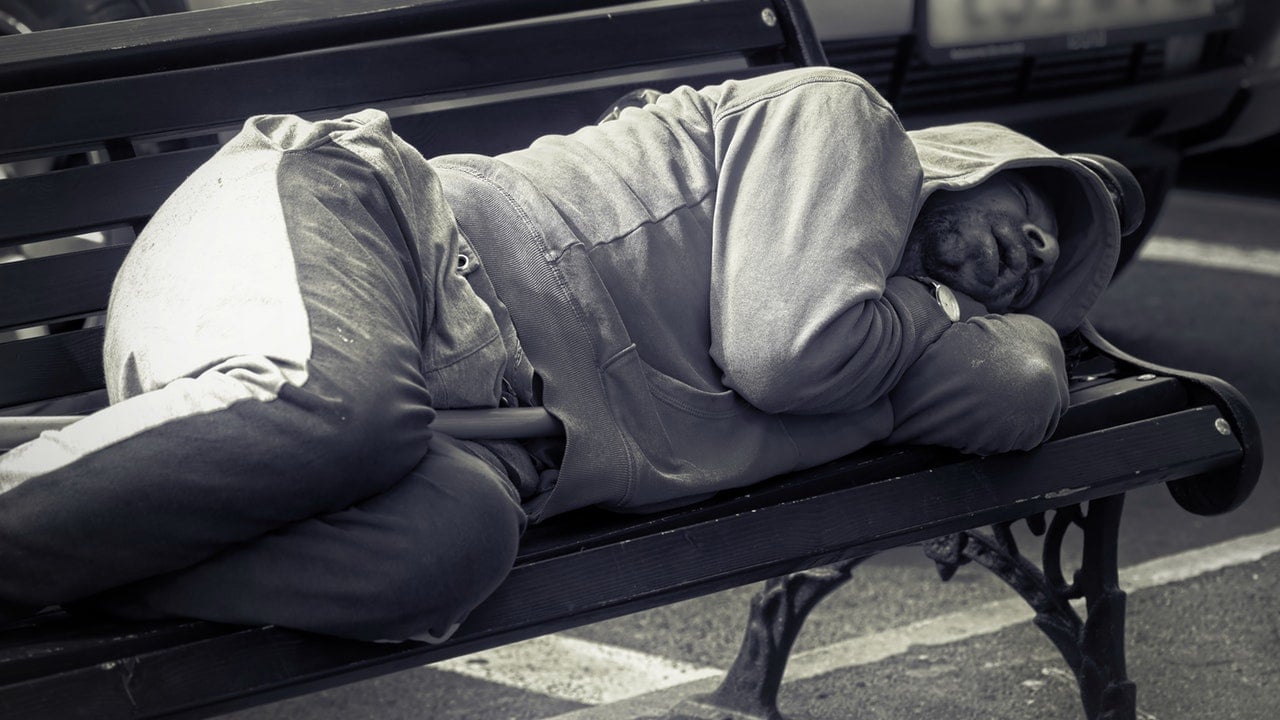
[0,327,1257,717]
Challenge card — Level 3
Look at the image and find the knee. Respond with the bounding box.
[353,446,525,641]
[374,503,522,642]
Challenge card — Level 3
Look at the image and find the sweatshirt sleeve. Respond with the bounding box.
[886,313,1071,455]
[707,69,950,414]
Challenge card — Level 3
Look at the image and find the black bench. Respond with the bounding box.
[0,2,1262,719]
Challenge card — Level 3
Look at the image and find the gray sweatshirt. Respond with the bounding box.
[430,67,1122,520]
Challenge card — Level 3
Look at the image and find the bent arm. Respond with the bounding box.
[886,313,1070,455]
[707,69,949,414]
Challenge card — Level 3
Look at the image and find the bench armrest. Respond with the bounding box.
[1079,320,1263,515]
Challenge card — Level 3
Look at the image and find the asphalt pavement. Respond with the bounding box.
[228,170,1280,719]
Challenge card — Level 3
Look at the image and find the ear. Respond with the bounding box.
[1066,153,1146,236]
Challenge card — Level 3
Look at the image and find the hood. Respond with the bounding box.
[906,122,1121,335]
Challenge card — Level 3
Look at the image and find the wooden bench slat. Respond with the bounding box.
[0,405,1242,720]
[0,0,644,92]
[0,150,215,246]
[0,615,229,688]
[0,328,105,409]
[513,373,1193,561]
[1055,373,1190,438]
[1,64,786,247]
[0,625,401,720]
[0,0,780,158]
[0,247,128,329]
[465,407,1240,642]
[384,62,786,158]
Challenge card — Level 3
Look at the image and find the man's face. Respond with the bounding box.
[899,172,1059,312]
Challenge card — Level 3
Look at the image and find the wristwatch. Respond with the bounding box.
[910,276,961,322]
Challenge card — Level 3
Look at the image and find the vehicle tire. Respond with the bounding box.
[0,0,186,35]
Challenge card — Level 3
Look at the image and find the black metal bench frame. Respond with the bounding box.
[0,2,1262,719]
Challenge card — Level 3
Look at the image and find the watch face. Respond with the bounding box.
[936,285,962,322]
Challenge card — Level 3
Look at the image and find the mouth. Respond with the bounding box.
[1011,274,1038,309]
[993,232,1037,309]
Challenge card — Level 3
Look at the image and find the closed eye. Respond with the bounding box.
[1015,178,1059,236]
[1014,184,1031,215]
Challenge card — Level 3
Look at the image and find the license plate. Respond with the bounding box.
[921,0,1228,61]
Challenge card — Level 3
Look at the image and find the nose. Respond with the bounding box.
[1022,223,1059,269]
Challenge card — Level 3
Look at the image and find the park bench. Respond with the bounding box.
[0,1,1263,718]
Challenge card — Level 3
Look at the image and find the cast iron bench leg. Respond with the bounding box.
[667,496,1134,720]
[667,557,871,720]
[924,495,1136,720]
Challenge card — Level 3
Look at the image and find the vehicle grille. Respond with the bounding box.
[897,53,1024,110]
[823,31,1233,114]
[1027,45,1134,96]
[823,36,899,92]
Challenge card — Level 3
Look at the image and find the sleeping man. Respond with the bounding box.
[0,67,1141,642]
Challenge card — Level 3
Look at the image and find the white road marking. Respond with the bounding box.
[433,632,720,705]
[782,525,1280,683]
[1140,235,1280,277]
[507,527,1280,719]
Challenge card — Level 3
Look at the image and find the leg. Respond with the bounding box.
[0,112,462,615]
[1073,495,1135,720]
[83,435,526,642]
[924,496,1135,720]
[0,366,434,615]
[671,557,868,720]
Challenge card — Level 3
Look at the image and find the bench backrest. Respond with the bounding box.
[0,0,822,412]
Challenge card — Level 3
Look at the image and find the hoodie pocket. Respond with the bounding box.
[640,361,789,480]
[601,345,797,507]
[640,362,738,420]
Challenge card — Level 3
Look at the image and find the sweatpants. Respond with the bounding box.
[0,111,527,642]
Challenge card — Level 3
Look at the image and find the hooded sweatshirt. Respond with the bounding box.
[429,67,1121,520]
